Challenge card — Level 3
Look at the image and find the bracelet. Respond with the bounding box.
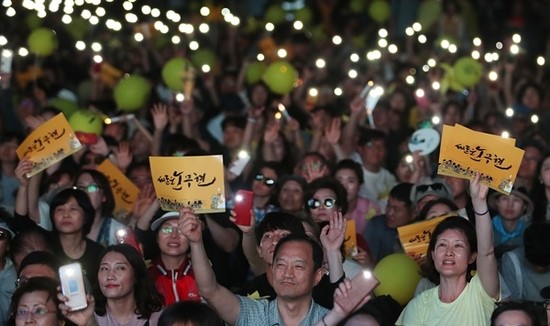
[474,208,489,215]
[321,315,328,326]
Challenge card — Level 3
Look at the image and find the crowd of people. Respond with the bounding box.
[0,0,549,325]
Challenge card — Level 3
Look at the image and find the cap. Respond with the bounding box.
[151,211,179,231]
[410,177,453,207]
[0,220,15,238]
[488,186,533,215]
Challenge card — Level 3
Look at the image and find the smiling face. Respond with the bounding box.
[271,241,323,301]
[98,251,135,301]
[157,219,190,258]
[431,229,476,278]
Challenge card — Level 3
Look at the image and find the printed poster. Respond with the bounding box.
[437,124,524,195]
[16,113,82,177]
[149,155,225,213]
[97,159,140,222]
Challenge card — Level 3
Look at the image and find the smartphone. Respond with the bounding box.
[335,270,379,313]
[1,49,13,74]
[233,190,253,226]
[59,263,88,311]
[228,150,251,177]
[115,227,142,254]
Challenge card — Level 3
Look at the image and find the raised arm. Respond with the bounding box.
[469,172,499,299]
[320,212,345,283]
[179,208,240,325]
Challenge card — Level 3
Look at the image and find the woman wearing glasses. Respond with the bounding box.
[147,211,201,305]
[8,277,66,326]
[74,170,126,247]
[248,161,282,224]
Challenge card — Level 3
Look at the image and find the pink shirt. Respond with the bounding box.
[346,196,381,235]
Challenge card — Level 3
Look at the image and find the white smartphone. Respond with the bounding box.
[0,49,13,74]
[59,263,88,311]
[228,150,251,177]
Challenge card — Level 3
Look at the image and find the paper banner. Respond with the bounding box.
[344,219,357,257]
[16,113,82,177]
[97,159,140,222]
[398,211,468,259]
[149,155,225,213]
[437,124,524,195]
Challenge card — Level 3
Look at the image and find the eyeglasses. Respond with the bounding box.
[307,198,336,210]
[74,184,101,193]
[14,276,28,288]
[416,183,445,193]
[15,306,54,319]
[255,174,276,187]
[160,225,182,235]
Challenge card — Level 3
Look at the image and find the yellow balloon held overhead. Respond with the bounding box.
[262,60,298,95]
[27,28,57,56]
[453,57,483,87]
[69,110,103,145]
[114,75,151,112]
[162,57,192,91]
[246,62,267,85]
[373,253,421,305]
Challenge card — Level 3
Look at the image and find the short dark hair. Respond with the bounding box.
[221,115,247,131]
[333,159,364,185]
[417,198,459,221]
[255,212,305,245]
[158,301,224,326]
[306,176,348,215]
[8,277,63,324]
[9,228,51,270]
[76,169,115,216]
[424,216,477,284]
[491,301,541,326]
[273,234,324,271]
[389,182,414,206]
[17,251,61,277]
[50,188,95,235]
[94,244,163,319]
[358,127,386,147]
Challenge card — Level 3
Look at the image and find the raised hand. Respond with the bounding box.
[113,141,132,171]
[228,209,255,235]
[151,103,168,131]
[324,117,342,145]
[14,158,33,187]
[58,292,96,326]
[320,212,346,251]
[178,208,203,243]
[263,120,280,144]
[469,171,489,203]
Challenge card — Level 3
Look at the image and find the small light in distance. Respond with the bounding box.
[537,56,545,66]
[496,42,503,49]
[378,38,388,48]
[427,58,436,67]
[422,65,429,72]
[75,41,86,50]
[256,53,265,61]
[171,35,180,44]
[501,131,510,138]
[388,44,398,54]
[431,115,441,125]
[531,114,539,124]
[405,27,414,36]
[348,69,358,78]
[200,6,210,16]
[18,48,28,57]
[293,20,303,30]
[440,39,449,49]
[512,34,521,44]
[378,29,388,38]
[89,16,99,25]
[488,71,498,81]
[265,22,274,31]
[0,36,7,46]
[62,14,72,24]
[473,37,482,46]
[199,23,209,33]
[471,50,480,60]
[309,88,318,97]
[406,75,415,85]
[350,53,359,62]
[432,81,440,90]
[315,58,326,68]
[505,108,514,117]
[448,44,457,53]
[332,35,342,45]
[189,41,199,50]
[417,34,427,44]
[277,48,287,58]
[91,42,102,52]
[484,53,493,63]
[201,65,211,73]
[142,5,151,15]
[510,44,519,55]
[415,89,425,98]
[134,33,144,42]
[92,54,102,63]
[334,87,343,96]
[491,52,499,61]
[412,22,422,32]
[151,8,161,17]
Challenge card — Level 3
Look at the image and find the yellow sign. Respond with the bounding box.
[438,124,524,195]
[16,113,82,177]
[97,159,140,222]
[149,155,225,213]
[398,212,466,258]
[344,219,357,257]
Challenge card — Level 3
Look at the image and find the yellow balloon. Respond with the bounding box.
[373,253,421,305]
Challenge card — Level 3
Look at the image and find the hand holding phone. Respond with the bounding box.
[334,270,379,313]
[233,190,253,226]
[59,263,88,311]
[228,150,251,177]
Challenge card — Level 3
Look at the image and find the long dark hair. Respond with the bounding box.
[94,244,163,319]
[158,301,224,326]
[423,216,477,284]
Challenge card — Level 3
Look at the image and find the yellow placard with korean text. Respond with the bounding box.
[437,124,524,195]
[97,160,140,222]
[344,220,357,257]
[16,113,83,177]
[149,155,225,213]
[398,211,467,259]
